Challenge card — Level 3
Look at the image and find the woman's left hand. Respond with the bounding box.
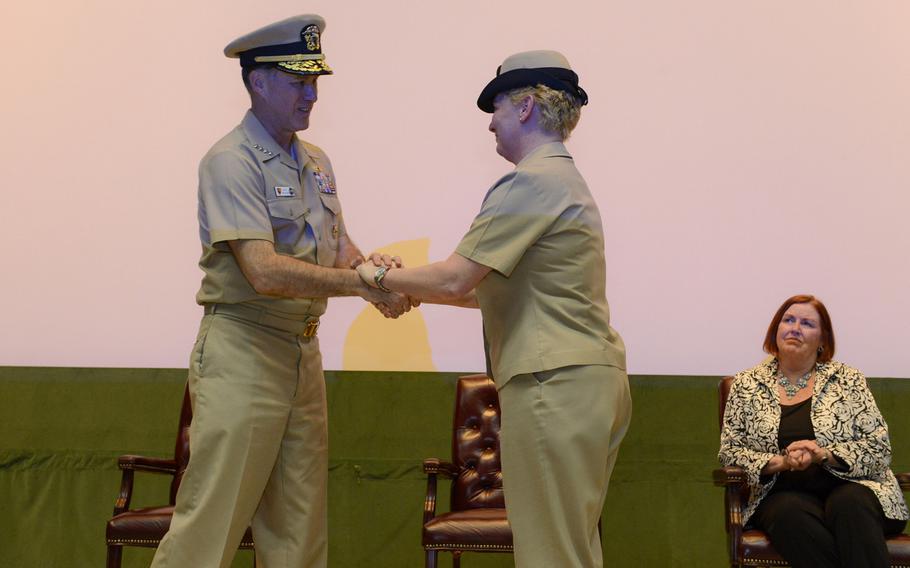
[786,440,830,469]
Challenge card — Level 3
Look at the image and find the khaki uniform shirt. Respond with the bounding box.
[195,111,345,317]
[455,142,626,387]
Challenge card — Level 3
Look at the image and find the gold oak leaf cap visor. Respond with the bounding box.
[477,50,587,113]
[224,14,333,75]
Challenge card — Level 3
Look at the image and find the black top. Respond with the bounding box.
[774,398,839,494]
[778,397,813,448]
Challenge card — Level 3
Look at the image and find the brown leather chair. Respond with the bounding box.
[713,376,910,567]
[422,374,512,567]
[105,383,254,567]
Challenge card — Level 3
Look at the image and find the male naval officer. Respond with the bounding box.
[151,15,409,568]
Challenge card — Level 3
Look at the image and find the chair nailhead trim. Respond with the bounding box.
[108,538,255,547]
[425,544,513,551]
[107,538,161,545]
[121,464,174,474]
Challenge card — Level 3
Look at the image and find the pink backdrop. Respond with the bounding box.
[1,1,908,376]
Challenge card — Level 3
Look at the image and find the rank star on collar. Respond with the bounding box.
[274,186,296,197]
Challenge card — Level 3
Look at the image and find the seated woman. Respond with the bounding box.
[719,294,908,568]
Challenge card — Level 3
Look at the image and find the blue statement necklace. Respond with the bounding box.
[777,370,812,399]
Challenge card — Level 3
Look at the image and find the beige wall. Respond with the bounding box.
[1,1,907,376]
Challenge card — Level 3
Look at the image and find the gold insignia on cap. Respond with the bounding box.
[224,15,333,76]
[302,24,321,51]
[278,59,333,74]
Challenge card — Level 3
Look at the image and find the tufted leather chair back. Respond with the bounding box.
[169,384,193,505]
[450,374,505,511]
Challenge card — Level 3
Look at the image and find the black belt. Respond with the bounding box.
[204,303,320,337]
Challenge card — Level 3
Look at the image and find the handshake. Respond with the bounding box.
[351,252,419,319]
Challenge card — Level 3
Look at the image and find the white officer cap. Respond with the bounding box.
[224,14,332,75]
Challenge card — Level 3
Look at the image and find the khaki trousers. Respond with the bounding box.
[498,364,631,568]
[152,310,328,568]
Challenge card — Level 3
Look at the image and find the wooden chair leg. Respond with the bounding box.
[452,550,462,568]
[425,549,437,568]
[106,545,122,568]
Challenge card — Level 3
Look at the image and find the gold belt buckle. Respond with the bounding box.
[302,320,319,338]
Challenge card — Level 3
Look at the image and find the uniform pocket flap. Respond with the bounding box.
[318,193,341,215]
[267,198,309,221]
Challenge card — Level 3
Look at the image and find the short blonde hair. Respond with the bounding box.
[507,84,583,140]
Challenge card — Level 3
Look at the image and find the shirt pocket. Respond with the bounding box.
[267,196,308,220]
[266,197,309,249]
[317,193,341,250]
[318,192,341,216]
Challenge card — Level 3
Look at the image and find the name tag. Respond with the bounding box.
[274,186,296,197]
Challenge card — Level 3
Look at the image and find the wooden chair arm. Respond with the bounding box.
[897,472,910,491]
[423,458,457,478]
[713,465,747,487]
[112,455,177,516]
[713,466,746,564]
[118,455,177,474]
[423,459,458,526]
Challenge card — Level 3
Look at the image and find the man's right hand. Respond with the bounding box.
[361,286,411,319]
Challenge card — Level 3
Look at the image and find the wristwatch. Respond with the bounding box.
[374,266,392,293]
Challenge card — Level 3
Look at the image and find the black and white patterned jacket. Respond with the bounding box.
[718,358,909,524]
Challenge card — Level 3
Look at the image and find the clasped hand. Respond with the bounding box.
[763,440,831,474]
[776,440,829,472]
[351,252,419,318]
